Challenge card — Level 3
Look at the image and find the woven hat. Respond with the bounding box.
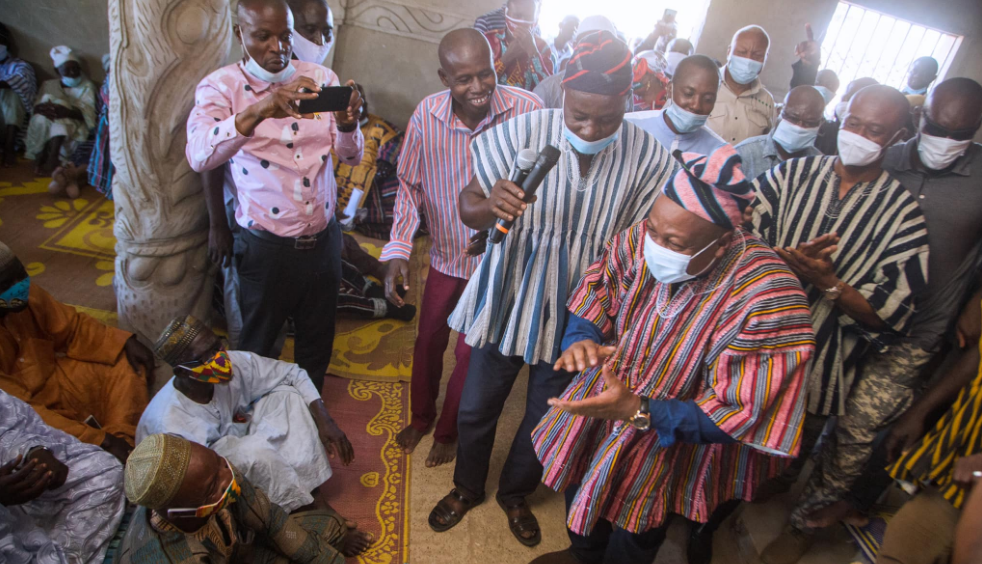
[124,434,192,509]
[154,315,210,366]
[662,145,754,230]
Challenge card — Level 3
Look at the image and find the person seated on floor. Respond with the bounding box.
[0,389,126,564]
[0,241,152,463]
[735,85,826,180]
[139,315,366,522]
[332,83,406,241]
[25,46,96,177]
[630,50,670,112]
[625,54,726,155]
[484,0,555,91]
[48,53,114,200]
[531,146,815,564]
[0,23,37,168]
[118,433,372,562]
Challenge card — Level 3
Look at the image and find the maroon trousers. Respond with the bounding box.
[409,268,472,444]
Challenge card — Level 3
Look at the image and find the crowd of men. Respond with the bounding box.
[1,0,982,563]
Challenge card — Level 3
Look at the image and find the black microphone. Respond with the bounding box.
[509,148,537,186]
[489,144,561,244]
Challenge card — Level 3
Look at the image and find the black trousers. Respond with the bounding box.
[565,487,669,564]
[235,221,342,391]
[453,341,574,504]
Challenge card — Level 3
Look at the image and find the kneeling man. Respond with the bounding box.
[138,315,354,513]
[531,147,816,563]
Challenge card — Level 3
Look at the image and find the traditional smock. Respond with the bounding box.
[533,223,816,534]
[137,350,331,512]
[24,77,97,163]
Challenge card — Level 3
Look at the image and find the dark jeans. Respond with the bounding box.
[453,342,574,504]
[565,487,668,564]
[235,221,342,391]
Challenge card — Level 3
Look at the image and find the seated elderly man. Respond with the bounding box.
[118,434,371,563]
[138,315,362,516]
[735,85,826,180]
[0,23,37,168]
[0,390,126,564]
[531,146,815,564]
[0,241,152,462]
[625,54,727,155]
[25,46,96,177]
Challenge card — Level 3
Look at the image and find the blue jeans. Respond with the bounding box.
[453,342,574,504]
[565,487,668,564]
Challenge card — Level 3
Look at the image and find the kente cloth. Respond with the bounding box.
[485,29,556,91]
[332,112,403,239]
[751,156,929,416]
[533,223,815,534]
[24,78,97,163]
[888,313,982,510]
[87,78,114,198]
[562,30,633,97]
[115,468,347,564]
[0,284,147,446]
[662,145,754,229]
[136,350,330,512]
[0,390,125,564]
[448,109,675,365]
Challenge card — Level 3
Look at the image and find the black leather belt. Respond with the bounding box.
[244,222,332,250]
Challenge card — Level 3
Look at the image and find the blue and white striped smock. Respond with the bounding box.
[448,109,675,365]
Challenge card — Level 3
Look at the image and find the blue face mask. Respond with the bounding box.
[772,119,819,154]
[241,40,296,84]
[727,55,763,85]
[61,75,83,88]
[813,85,835,105]
[0,277,30,310]
[665,102,709,133]
[563,124,619,155]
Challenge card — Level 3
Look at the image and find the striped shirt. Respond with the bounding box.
[888,318,982,509]
[380,86,542,278]
[448,109,675,365]
[533,223,816,534]
[752,156,929,416]
[0,55,36,143]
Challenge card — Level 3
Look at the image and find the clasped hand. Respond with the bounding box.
[775,232,841,288]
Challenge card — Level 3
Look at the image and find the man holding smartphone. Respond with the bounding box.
[186,0,363,391]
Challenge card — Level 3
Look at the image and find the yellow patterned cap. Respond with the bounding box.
[124,434,192,509]
[154,315,210,366]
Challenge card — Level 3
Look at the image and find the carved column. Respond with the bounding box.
[108,0,231,342]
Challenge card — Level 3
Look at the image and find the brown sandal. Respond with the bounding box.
[498,496,542,547]
[428,488,485,532]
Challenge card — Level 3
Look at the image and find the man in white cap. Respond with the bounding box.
[25,45,97,177]
[532,15,618,109]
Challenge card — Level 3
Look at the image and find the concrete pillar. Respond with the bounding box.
[108,0,231,342]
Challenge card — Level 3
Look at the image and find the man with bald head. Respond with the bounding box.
[902,56,939,96]
[815,76,879,155]
[117,434,368,562]
[736,85,825,179]
[768,78,982,554]
[755,85,930,563]
[707,25,776,144]
[665,37,694,77]
[186,0,364,392]
[380,29,541,468]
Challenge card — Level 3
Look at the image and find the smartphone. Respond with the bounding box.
[84,415,102,429]
[663,8,677,23]
[298,85,353,114]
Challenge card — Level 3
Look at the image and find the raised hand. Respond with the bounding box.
[795,23,821,67]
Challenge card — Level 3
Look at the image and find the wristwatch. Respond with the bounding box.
[823,281,845,301]
[628,396,651,431]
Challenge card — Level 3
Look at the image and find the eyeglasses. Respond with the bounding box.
[921,114,979,142]
[167,457,239,519]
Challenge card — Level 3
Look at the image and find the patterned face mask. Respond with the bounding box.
[0,277,30,310]
[177,349,233,384]
[167,458,241,519]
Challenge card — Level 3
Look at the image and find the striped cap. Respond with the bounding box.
[562,30,633,97]
[662,145,754,229]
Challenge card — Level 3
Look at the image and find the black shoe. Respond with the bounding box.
[687,523,714,564]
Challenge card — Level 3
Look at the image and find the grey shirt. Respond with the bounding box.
[735,132,822,180]
[883,139,982,350]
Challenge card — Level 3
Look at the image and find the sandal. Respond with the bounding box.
[497,496,542,547]
[428,488,485,532]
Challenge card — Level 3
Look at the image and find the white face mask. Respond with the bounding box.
[643,233,718,284]
[666,51,686,77]
[917,133,972,171]
[292,30,333,64]
[834,101,848,120]
[240,38,296,83]
[837,129,884,167]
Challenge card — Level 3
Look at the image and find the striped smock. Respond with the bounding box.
[448,109,675,365]
[752,156,929,416]
[533,223,816,534]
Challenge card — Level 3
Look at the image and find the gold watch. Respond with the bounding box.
[628,396,651,431]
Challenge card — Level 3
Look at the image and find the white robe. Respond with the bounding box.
[0,390,125,564]
[24,78,97,163]
[136,350,331,512]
